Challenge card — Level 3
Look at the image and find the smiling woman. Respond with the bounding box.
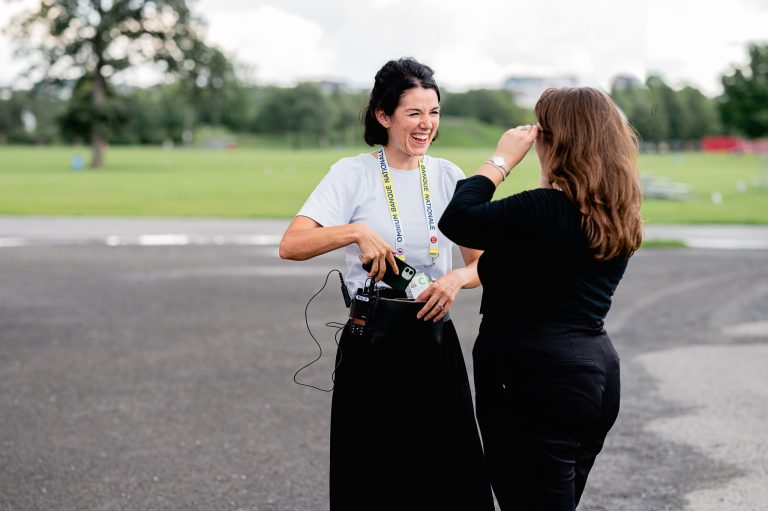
[279,57,494,510]
[372,86,440,166]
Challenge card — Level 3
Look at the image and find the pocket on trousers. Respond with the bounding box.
[503,358,603,433]
[549,359,603,430]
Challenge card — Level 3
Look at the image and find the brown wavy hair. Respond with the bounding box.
[535,87,643,260]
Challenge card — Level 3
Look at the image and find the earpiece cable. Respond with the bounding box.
[293,269,347,392]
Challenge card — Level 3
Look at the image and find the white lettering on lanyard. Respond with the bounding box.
[377,147,439,262]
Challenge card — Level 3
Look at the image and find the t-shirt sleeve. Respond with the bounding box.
[296,158,361,227]
[440,159,467,199]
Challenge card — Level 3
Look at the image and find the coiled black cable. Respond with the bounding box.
[293,269,348,392]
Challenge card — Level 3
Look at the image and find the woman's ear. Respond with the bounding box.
[374,109,391,129]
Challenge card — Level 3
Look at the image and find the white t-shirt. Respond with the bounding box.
[297,152,466,295]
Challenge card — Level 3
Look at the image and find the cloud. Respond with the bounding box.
[200,3,333,84]
[1,0,766,95]
[0,0,39,87]
[643,0,768,93]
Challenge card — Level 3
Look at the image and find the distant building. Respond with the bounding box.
[312,80,346,95]
[503,75,578,108]
[611,74,644,90]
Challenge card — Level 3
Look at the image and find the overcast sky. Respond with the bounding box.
[1,0,767,96]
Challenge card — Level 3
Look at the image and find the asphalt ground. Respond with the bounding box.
[1,217,768,249]
[2,234,768,509]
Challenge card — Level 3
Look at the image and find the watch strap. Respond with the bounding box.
[484,160,508,180]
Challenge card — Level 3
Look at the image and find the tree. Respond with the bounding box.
[331,89,367,146]
[215,81,255,134]
[612,76,720,145]
[180,47,244,129]
[0,90,26,144]
[7,0,228,167]
[720,44,768,138]
[611,79,668,144]
[104,84,188,144]
[647,75,688,143]
[678,86,722,140]
[57,72,129,146]
[0,85,66,144]
[442,89,527,127]
[255,84,334,147]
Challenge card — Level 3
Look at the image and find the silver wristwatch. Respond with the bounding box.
[489,155,511,177]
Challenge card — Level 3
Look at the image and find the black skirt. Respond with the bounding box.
[329,295,494,510]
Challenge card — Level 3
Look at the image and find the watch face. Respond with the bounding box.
[492,156,508,170]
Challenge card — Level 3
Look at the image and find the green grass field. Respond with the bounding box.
[1,145,767,223]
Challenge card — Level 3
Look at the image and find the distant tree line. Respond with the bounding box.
[441,89,529,128]
[3,59,764,151]
[0,82,530,148]
[610,75,724,148]
[611,43,768,146]
[1,0,766,160]
[0,70,761,150]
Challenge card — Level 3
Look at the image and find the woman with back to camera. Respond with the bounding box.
[279,58,494,510]
[439,87,643,510]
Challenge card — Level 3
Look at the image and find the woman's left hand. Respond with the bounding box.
[494,124,539,170]
[415,271,463,322]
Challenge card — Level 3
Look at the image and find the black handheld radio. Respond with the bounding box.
[348,278,377,336]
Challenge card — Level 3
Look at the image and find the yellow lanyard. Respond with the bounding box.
[377,147,439,262]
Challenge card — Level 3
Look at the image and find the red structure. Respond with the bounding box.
[742,139,768,153]
[702,136,742,152]
[702,136,768,153]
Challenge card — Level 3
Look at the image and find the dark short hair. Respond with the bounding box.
[362,57,441,146]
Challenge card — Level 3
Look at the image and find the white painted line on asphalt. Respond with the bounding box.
[683,238,768,250]
[127,265,334,280]
[722,321,768,338]
[246,235,283,245]
[0,237,26,247]
[2,233,766,249]
[138,234,192,246]
[105,235,122,246]
[0,234,284,248]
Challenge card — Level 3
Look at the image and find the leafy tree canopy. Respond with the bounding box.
[721,43,768,138]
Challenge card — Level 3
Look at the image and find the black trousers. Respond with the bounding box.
[330,297,494,511]
[473,317,621,510]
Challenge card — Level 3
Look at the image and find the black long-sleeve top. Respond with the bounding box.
[439,175,628,323]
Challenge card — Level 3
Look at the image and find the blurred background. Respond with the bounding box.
[2,2,768,510]
[0,0,766,225]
